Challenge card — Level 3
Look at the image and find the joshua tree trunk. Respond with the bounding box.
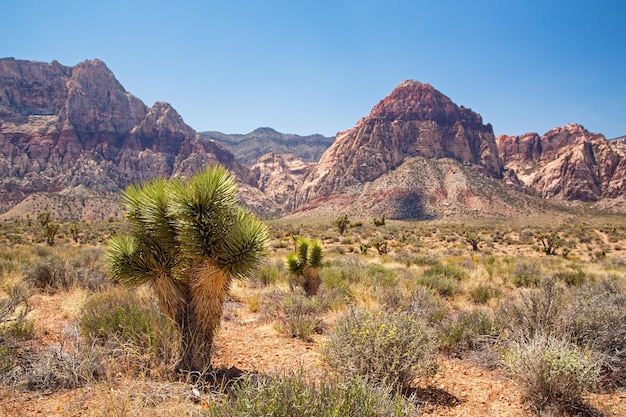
[301,266,321,296]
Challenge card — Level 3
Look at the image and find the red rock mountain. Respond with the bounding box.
[0,58,271,218]
[292,81,519,218]
[497,124,626,204]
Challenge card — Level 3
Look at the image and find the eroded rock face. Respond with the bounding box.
[293,80,504,214]
[252,152,311,209]
[497,124,626,202]
[0,58,262,217]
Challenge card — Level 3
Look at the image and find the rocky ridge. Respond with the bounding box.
[497,124,626,204]
[0,58,273,219]
[200,128,333,166]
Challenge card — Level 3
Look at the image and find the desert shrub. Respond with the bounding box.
[79,287,179,377]
[205,372,417,417]
[511,260,543,287]
[568,280,626,387]
[381,285,449,324]
[439,309,497,356]
[553,268,589,286]
[322,308,438,391]
[424,262,467,281]
[504,335,600,414]
[25,257,74,292]
[23,325,105,390]
[363,264,397,288]
[273,293,326,341]
[496,277,568,340]
[409,254,440,266]
[256,258,287,286]
[416,274,461,298]
[470,284,502,304]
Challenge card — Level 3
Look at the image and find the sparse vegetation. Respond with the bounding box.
[1,214,625,415]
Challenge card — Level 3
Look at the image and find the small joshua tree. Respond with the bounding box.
[464,231,481,251]
[286,236,323,296]
[373,214,386,227]
[69,222,79,243]
[538,232,561,256]
[333,214,350,235]
[44,222,59,246]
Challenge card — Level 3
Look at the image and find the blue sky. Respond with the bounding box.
[3,0,625,138]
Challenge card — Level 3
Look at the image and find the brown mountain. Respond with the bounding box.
[291,80,525,219]
[0,58,272,219]
[497,124,626,205]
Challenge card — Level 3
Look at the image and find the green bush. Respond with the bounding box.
[205,373,418,417]
[381,285,449,324]
[504,335,600,413]
[553,268,588,286]
[322,308,438,391]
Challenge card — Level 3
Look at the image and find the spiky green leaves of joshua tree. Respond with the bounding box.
[105,165,269,372]
[286,236,323,296]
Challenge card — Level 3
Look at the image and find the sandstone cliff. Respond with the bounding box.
[292,80,513,218]
[251,152,311,211]
[0,58,269,219]
[497,124,626,204]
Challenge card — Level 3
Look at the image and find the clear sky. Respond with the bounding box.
[3,0,625,138]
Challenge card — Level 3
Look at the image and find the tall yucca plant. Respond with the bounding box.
[105,165,268,372]
[286,236,323,296]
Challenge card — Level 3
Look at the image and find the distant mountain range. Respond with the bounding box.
[199,128,333,166]
[1,57,625,221]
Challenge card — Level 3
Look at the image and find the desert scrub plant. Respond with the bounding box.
[79,286,180,377]
[286,236,323,296]
[504,334,600,414]
[510,260,543,287]
[469,284,502,304]
[273,292,326,341]
[439,308,497,357]
[496,277,568,340]
[205,372,418,417]
[416,262,467,298]
[567,279,626,387]
[255,258,287,286]
[322,308,438,391]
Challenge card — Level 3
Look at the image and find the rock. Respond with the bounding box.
[497,124,626,203]
[0,58,267,219]
[292,80,510,218]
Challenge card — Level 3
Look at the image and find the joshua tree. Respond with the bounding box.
[333,214,350,235]
[69,222,79,243]
[464,231,481,251]
[373,214,386,227]
[105,166,268,373]
[286,236,323,296]
[44,222,59,246]
[538,232,561,256]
